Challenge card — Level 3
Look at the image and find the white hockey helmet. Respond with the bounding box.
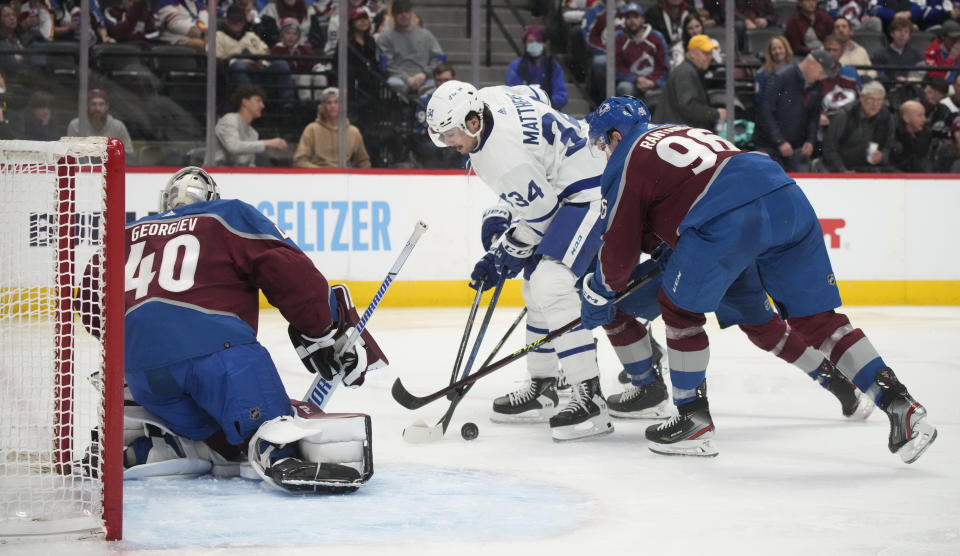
[426,80,485,147]
[160,166,220,211]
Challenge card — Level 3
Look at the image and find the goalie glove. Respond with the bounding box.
[288,324,367,388]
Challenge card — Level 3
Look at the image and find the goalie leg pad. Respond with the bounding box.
[249,400,373,493]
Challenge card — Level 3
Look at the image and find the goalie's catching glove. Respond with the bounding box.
[288,324,366,387]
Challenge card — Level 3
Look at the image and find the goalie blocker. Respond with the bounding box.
[289,284,389,390]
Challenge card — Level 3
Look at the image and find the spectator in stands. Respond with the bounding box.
[323,0,378,56]
[931,115,960,172]
[754,35,793,108]
[218,2,294,107]
[18,0,54,46]
[104,0,157,45]
[52,0,114,43]
[66,89,133,155]
[506,26,569,109]
[820,81,894,172]
[214,84,289,166]
[260,0,313,47]
[612,3,669,99]
[755,49,836,172]
[668,12,711,68]
[825,0,881,31]
[871,0,916,33]
[871,16,923,83]
[890,100,933,171]
[21,91,60,141]
[293,87,371,168]
[0,5,27,71]
[376,0,444,98]
[733,0,775,50]
[271,17,326,102]
[340,7,381,97]
[821,33,862,121]
[413,62,462,168]
[647,0,701,48]
[832,16,876,79]
[923,77,956,141]
[923,19,960,81]
[785,0,833,56]
[583,1,623,103]
[154,0,207,51]
[234,0,280,48]
[655,34,725,129]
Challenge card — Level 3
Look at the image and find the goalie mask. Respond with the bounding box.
[426,80,485,148]
[160,166,220,211]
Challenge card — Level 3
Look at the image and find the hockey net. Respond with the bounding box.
[0,138,124,542]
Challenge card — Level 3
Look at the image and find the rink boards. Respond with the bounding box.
[120,169,959,306]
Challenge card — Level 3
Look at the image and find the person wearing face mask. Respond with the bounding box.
[505,26,568,110]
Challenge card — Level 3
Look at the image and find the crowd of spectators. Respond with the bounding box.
[565,0,960,172]
[0,0,958,173]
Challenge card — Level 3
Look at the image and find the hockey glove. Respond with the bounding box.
[580,272,617,329]
[288,324,364,387]
[493,227,535,279]
[480,206,512,251]
[469,252,498,291]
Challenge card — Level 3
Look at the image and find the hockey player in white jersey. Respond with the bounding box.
[426,81,668,440]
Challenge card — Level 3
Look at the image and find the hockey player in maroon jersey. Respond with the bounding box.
[117,167,386,492]
[579,96,937,463]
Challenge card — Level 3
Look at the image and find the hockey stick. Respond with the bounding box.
[304,221,429,408]
[403,281,512,443]
[447,281,486,387]
[391,266,662,410]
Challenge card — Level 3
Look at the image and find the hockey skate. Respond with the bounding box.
[606,373,672,419]
[490,377,559,423]
[617,334,664,385]
[549,376,614,441]
[873,368,937,464]
[645,380,717,457]
[816,359,874,420]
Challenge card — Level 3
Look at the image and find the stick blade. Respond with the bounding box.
[402,419,444,444]
[391,377,431,409]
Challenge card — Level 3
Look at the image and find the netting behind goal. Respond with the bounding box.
[0,138,124,542]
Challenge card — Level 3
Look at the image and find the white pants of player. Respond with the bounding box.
[522,256,598,385]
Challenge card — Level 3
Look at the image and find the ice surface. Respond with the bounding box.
[5,306,959,556]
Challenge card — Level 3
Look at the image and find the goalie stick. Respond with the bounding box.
[304,220,429,408]
[403,279,509,443]
[391,266,662,410]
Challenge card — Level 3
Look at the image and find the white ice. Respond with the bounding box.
[5,306,959,556]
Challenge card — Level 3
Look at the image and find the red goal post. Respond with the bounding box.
[0,137,124,541]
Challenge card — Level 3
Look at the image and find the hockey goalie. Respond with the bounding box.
[83,166,388,493]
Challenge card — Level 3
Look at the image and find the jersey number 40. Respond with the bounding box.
[126,236,200,300]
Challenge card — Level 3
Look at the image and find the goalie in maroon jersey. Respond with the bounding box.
[83,167,387,492]
[578,96,937,463]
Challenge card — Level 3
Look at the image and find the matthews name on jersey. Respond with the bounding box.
[469,85,607,267]
[124,199,333,373]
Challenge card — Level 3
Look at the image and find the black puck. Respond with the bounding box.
[460,421,479,441]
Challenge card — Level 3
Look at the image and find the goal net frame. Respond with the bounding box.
[0,137,124,542]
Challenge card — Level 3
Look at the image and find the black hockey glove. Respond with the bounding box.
[288,324,363,386]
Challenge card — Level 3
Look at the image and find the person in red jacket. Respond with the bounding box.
[785,0,834,56]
